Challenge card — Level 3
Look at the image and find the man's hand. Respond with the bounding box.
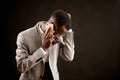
[42,27,54,51]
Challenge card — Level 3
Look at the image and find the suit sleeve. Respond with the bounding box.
[59,29,75,61]
[15,32,46,73]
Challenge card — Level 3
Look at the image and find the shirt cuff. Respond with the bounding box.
[68,29,72,32]
[40,48,47,55]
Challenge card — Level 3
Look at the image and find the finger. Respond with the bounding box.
[67,13,71,19]
[45,29,54,39]
[46,33,54,40]
[46,34,54,42]
[44,27,52,39]
[49,36,55,43]
[49,30,55,36]
[46,34,52,39]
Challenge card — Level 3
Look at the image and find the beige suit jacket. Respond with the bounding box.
[15,21,75,80]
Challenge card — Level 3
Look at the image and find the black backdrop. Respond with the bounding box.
[1,0,120,80]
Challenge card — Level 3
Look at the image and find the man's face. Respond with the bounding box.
[53,25,68,40]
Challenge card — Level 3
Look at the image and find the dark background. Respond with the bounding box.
[1,0,120,80]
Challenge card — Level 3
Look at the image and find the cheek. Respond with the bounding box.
[56,26,67,35]
[60,29,67,35]
[61,27,67,34]
[57,29,64,35]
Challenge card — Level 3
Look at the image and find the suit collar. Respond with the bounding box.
[35,21,46,35]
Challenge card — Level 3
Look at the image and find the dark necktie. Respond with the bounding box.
[42,62,53,80]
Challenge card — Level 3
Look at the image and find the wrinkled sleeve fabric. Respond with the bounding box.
[59,29,75,61]
[15,32,46,73]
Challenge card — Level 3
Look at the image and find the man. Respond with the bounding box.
[15,9,75,80]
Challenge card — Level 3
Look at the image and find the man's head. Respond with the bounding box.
[49,9,72,37]
[50,9,71,30]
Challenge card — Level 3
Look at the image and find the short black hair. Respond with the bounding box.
[51,9,72,30]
